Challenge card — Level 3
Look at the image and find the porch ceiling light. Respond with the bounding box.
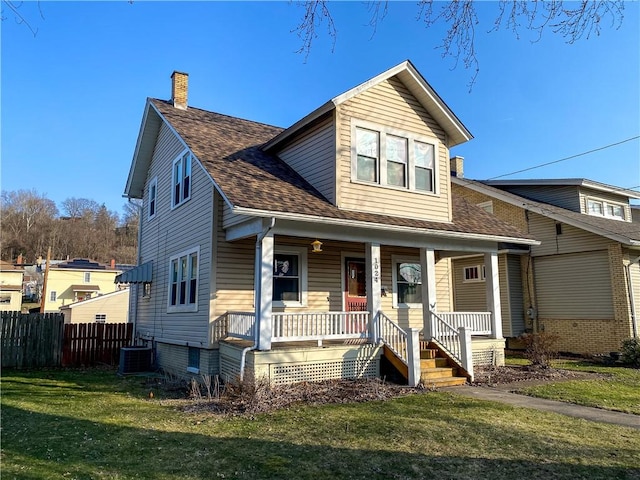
[311,239,323,253]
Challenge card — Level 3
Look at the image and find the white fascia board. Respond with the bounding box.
[124,100,155,199]
[485,178,640,199]
[231,206,539,247]
[149,102,236,212]
[454,177,638,246]
[225,217,267,242]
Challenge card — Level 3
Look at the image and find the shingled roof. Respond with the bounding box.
[452,177,640,246]
[150,99,535,244]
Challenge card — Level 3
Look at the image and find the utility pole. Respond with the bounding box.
[39,247,51,313]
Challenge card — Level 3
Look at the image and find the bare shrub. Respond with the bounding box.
[519,332,559,368]
[621,338,640,368]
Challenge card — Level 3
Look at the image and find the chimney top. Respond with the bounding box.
[450,156,464,178]
[171,71,189,110]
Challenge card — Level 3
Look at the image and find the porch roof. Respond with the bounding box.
[150,99,536,245]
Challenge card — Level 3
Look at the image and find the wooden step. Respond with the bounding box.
[420,358,450,369]
[420,367,458,379]
[420,349,439,360]
[421,376,467,388]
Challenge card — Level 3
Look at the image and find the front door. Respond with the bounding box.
[344,258,367,312]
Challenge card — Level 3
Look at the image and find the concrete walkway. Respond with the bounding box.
[443,385,640,430]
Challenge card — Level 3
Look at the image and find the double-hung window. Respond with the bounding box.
[392,257,422,308]
[272,247,307,307]
[463,265,485,283]
[587,198,626,220]
[353,121,437,194]
[84,272,91,283]
[172,152,191,208]
[148,177,157,219]
[168,247,199,312]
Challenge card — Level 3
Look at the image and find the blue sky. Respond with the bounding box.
[2,1,639,217]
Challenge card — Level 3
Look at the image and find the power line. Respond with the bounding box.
[488,135,640,180]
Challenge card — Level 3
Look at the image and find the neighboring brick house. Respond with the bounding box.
[451,169,640,355]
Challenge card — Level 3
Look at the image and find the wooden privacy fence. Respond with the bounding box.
[1,312,133,368]
[62,322,133,367]
[1,312,65,368]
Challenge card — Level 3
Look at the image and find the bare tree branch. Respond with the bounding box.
[293,0,337,60]
[1,0,44,37]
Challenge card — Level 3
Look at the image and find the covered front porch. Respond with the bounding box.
[216,216,511,386]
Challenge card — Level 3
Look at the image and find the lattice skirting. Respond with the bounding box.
[270,358,379,385]
[473,349,497,366]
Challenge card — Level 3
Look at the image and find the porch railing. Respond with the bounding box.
[227,311,256,341]
[272,311,369,344]
[437,312,492,336]
[431,311,474,381]
[376,311,408,365]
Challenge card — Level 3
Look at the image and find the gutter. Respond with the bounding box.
[127,197,144,346]
[240,217,276,382]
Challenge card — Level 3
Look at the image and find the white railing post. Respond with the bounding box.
[459,326,474,382]
[366,243,382,343]
[256,232,274,350]
[420,248,437,340]
[407,328,421,387]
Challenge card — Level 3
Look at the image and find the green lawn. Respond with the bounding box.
[517,359,640,415]
[2,368,639,479]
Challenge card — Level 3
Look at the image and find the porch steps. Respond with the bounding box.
[419,348,467,387]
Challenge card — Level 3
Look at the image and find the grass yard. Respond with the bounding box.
[508,358,640,415]
[2,368,639,480]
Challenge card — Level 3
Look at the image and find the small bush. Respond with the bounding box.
[621,338,640,368]
[519,332,559,368]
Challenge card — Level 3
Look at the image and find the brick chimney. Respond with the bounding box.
[110,259,116,269]
[450,156,464,178]
[171,71,189,110]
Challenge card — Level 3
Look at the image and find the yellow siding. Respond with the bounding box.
[61,289,129,324]
[0,270,23,311]
[43,269,120,312]
[337,77,451,222]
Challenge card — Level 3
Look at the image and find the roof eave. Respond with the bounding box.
[232,206,539,246]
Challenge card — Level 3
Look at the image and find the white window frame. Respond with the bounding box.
[463,265,486,283]
[95,314,107,323]
[167,246,200,313]
[351,119,439,195]
[586,197,626,221]
[477,201,494,214]
[84,272,91,283]
[148,176,158,220]
[171,151,192,209]
[391,256,422,309]
[50,291,57,302]
[272,246,308,308]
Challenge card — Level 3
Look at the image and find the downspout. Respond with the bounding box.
[240,217,276,381]
[624,255,640,338]
[128,197,144,346]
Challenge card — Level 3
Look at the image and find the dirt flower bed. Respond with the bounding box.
[471,365,590,387]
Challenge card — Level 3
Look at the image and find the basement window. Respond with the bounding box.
[187,347,200,374]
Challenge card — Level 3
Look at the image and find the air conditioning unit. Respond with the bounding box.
[118,346,152,375]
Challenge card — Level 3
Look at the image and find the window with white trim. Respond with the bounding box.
[84,272,91,283]
[352,120,437,194]
[273,247,308,307]
[95,314,107,323]
[463,265,486,283]
[392,257,422,308]
[148,177,158,219]
[587,198,626,220]
[50,291,57,302]
[168,246,199,312]
[172,152,191,208]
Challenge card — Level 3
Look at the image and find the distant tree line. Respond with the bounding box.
[1,189,139,265]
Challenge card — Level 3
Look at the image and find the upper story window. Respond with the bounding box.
[587,198,626,221]
[352,120,437,194]
[273,246,308,307]
[172,152,191,208]
[168,246,199,313]
[50,291,57,302]
[84,272,91,283]
[148,177,158,219]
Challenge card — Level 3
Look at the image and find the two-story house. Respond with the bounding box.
[42,258,123,313]
[0,260,25,312]
[120,61,538,386]
[451,171,640,355]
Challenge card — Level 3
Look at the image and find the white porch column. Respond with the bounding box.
[256,232,274,350]
[420,248,437,340]
[484,251,503,339]
[366,242,381,342]
[407,328,421,387]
